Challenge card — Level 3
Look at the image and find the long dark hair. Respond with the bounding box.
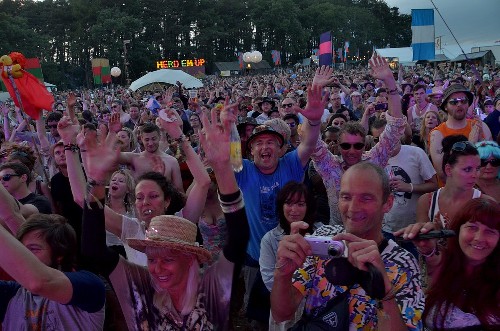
[276,181,316,235]
[423,198,500,330]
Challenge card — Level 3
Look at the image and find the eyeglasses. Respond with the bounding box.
[451,141,477,152]
[286,122,296,128]
[339,142,365,150]
[281,103,294,108]
[481,159,500,167]
[48,124,58,129]
[1,174,20,181]
[448,98,469,106]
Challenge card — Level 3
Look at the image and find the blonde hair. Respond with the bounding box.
[106,169,136,214]
[420,110,442,152]
[145,247,200,316]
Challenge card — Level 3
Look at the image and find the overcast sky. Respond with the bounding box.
[384,0,500,58]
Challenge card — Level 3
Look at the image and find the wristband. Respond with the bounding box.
[63,143,80,152]
[388,88,399,95]
[173,134,189,144]
[308,119,321,127]
[409,183,413,193]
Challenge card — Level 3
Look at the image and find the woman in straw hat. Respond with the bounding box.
[79,108,249,330]
[58,111,211,266]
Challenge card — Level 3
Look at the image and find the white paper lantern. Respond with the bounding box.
[243,52,252,62]
[254,51,262,62]
[111,67,122,77]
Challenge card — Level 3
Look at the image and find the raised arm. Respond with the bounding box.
[0,181,25,234]
[0,221,73,304]
[57,116,86,209]
[156,108,210,222]
[36,116,50,151]
[295,66,335,167]
[2,103,11,141]
[201,107,248,266]
[66,114,124,236]
[369,52,403,118]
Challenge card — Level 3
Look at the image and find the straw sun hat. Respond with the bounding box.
[127,215,211,264]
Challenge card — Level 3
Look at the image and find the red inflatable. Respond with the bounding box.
[0,52,54,120]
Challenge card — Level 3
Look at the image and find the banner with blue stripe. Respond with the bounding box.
[411,9,435,61]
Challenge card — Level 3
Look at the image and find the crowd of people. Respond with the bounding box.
[0,52,499,330]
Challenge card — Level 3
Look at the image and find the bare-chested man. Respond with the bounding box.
[118,123,183,191]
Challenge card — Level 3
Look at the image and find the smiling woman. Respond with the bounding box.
[422,197,500,330]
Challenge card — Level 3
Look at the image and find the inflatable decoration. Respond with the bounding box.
[0,52,54,119]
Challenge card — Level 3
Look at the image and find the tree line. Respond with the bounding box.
[0,0,411,89]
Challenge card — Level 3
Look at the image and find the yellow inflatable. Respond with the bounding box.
[0,53,24,79]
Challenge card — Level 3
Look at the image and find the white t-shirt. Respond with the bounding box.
[383,145,436,232]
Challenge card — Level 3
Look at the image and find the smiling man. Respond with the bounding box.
[429,84,492,182]
[310,53,406,225]
[234,67,334,317]
[271,162,424,330]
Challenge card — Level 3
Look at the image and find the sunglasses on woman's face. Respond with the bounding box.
[339,142,365,150]
[480,159,500,167]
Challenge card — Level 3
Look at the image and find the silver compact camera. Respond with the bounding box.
[304,235,345,258]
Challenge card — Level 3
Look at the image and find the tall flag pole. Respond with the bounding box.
[237,52,243,69]
[319,31,333,67]
[271,50,281,66]
[411,9,435,61]
[344,41,349,63]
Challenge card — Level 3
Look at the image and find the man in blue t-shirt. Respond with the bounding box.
[234,66,336,315]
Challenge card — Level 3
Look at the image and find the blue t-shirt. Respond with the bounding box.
[0,270,105,330]
[236,150,306,261]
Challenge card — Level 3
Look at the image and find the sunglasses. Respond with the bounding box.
[112,105,119,108]
[281,103,294,108]
[448,98,469,106]
[481,159,500,167]
[451,141,476,152]
[1,174,20,181]
[48,124,58,129]
[339,142,365,150]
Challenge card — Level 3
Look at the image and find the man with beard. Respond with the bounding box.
[118,122,183,191]
[429,84,492,182]
[123,103,141,130]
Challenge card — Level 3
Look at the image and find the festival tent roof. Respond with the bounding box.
[129,69,203,91]
[450,51,491,62]
[428,54,450,62]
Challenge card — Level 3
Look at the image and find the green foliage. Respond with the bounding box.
[0,0,411,88]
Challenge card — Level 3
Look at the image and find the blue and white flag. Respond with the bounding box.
[411,9,435,61]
